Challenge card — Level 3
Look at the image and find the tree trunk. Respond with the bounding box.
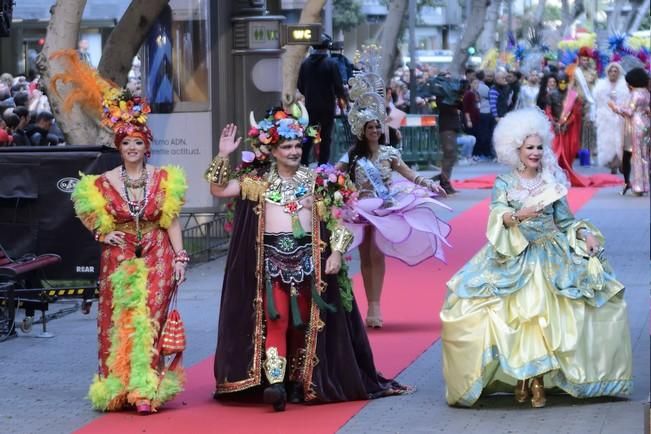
[532,0,546,32]
[626,0,650,33]
[379,0,408,84]
[479,0,501,54]
[610,0,624,32]
[559,0,583,38]
[39,0,99,145]
[97,0,170,87]
[281,0,327,107]
[449,0,490,76]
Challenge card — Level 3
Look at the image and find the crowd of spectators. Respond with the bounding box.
[0,72,63,147]
[385,63,544,165]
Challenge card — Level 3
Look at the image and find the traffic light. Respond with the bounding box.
[467,46,477,56]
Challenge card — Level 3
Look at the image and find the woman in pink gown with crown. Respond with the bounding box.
[336,90,451,327]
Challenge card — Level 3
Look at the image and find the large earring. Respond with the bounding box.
[517,160,525,172]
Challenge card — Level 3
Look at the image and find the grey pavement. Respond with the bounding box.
[0,162,648,434]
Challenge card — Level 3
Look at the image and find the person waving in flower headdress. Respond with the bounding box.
[206,103,411,412]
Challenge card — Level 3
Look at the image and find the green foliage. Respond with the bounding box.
[640,14,651,31]
[333,0,365,32]
[543,4,562,22]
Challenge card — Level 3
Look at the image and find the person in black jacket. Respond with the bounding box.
[431,74,464,194]
[11,106,30,146]
[297,34,346,165]
[26,111,57,146]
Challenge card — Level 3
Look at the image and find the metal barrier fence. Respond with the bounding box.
[181,213,230,263]
[331,116,440,165]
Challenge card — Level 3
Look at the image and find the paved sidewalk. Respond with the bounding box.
[0,162,648,434]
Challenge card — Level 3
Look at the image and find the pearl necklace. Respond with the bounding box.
[518,173,544,192]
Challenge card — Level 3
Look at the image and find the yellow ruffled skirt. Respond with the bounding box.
[441,241,633,406]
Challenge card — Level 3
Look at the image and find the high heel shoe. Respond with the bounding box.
[530,377,546,408]
[365,301,383,328]
[514,379,529,403]
[621,183,630,196]
[135,399,152,415]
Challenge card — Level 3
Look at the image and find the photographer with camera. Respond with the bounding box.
[430,73,464,194]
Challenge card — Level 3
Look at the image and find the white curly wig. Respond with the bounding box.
[493,107,569,187]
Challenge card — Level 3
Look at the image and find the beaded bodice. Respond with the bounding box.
[352,145,401,198]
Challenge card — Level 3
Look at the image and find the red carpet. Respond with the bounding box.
[76,189,597,434]
[453,173,623,190]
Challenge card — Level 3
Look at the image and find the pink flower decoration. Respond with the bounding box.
[328,173,337,183]
[241,151,255,163]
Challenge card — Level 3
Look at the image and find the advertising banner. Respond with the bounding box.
[148,112,214,209]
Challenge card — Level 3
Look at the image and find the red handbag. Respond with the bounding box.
[160,290,185,356]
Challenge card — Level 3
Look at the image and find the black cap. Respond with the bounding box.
[311,33,332,50]
[330,40,344,51]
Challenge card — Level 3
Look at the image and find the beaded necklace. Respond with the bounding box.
[265,165,313,238]
[121,165,149,257]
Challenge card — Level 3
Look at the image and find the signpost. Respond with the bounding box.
[280,23,322,46]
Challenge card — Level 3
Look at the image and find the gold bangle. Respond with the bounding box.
[204,155,231,186]
[330,225,354,254]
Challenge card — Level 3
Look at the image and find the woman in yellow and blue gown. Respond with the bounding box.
[440,108,632,408]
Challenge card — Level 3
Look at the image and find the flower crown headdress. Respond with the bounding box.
[50,50,152,147]
[246,103,319,160]
[347,44,387,139]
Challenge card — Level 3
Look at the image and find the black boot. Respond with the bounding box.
[286,381,304,404]
[433,173,457,195]
[263,383,287,411]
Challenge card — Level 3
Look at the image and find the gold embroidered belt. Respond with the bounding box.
[114,221,159,236]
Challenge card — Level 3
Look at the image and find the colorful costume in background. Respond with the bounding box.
[72,167,187,410]
[441,172,632,406]
[614,88,650,194]
[210,107,408,403]
[341,60,451,264]
[552,88,588,187]
[593,64,629,168]
[576,51,598,158]
[52,50,188,411]
[340,146,451,265]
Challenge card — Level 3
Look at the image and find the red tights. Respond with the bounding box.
[264,281,311,357]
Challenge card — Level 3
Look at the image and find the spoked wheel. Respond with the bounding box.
[0,303,16,342]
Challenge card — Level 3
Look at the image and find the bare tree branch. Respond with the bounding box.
[532,0,546,32]
[610,0,624,32]
[281,0,327,107]
[449,0,490,76]
[626,0,650,33]
[559,0,584,38]
[479,0,501,53]
[97,0,170,87]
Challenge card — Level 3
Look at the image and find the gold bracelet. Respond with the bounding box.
[330,225,354,254]
[204,155,231,186]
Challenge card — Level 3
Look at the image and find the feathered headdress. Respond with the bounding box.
[246,103,318,160]
[347,44,387,139]
[50,50,152,148]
